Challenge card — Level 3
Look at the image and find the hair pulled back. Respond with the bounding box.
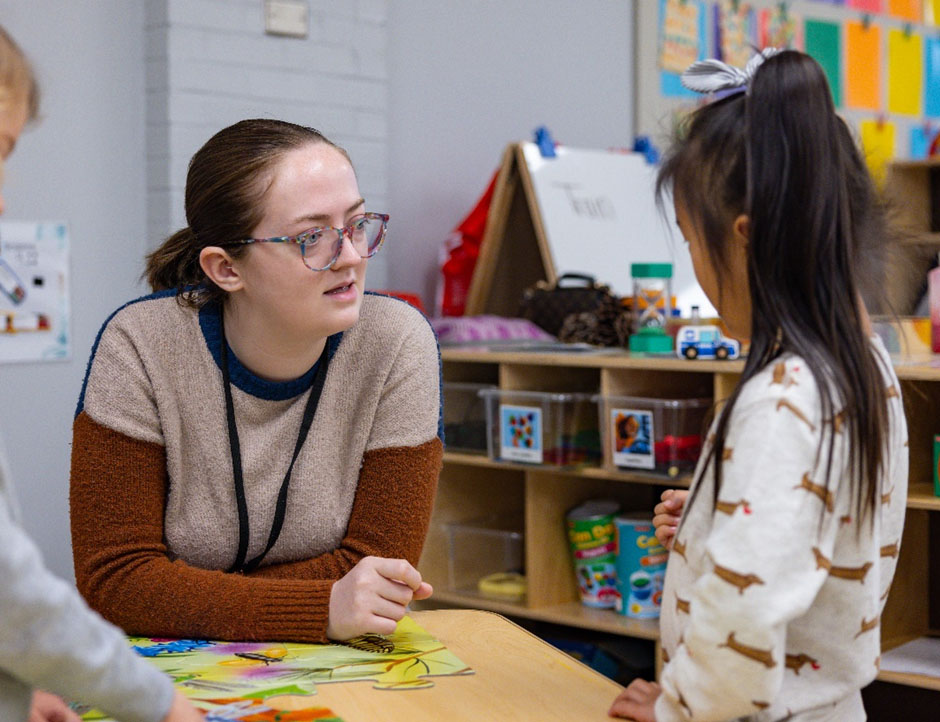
[657,51,890,525]
[145,119,349,307]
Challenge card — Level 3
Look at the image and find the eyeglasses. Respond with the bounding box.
[224,212,389,271]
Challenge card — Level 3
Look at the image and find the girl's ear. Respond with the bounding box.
[732,214,750,247]
[199,247,243,292]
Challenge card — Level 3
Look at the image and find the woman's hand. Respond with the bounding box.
[608,679,661,721]
[161,690,205,721]
[653,489,688,550]
[326,556,433,640]
[28,691,81,722]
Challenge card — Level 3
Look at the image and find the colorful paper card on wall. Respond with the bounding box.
[887,0,921,21]
[909,125,936,158]
[846,21,882,110]
[715,1,757,68]
[848,0,883,11]
[758,6,803,50]
[860,119,896,186]
[78,617,473,722]
[888,29,923,115]
[659,0,706,97]
[927,0,940,25]
[925,37,940,116]
[805,20,842,106]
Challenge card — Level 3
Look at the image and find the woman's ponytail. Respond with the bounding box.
[144,227,204,293]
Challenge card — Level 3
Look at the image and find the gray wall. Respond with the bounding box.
[388,0,635,310]
[0,0,148,580]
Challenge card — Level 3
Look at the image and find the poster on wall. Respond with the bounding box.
[0,221,70,363]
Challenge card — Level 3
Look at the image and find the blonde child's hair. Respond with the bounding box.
[0,24,39,121]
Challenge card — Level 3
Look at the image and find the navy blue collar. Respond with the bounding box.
[199,302,342,401]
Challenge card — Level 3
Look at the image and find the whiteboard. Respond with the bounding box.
[520,142,714,316]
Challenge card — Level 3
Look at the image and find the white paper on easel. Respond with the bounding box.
[880,637,940,678]
[520,142,714,316]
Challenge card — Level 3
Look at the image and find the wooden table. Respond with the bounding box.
[312,609,624,721]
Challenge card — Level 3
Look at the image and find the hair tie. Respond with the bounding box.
[681,47,782,95]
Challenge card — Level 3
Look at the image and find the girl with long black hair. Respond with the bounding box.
[610,50,908,721]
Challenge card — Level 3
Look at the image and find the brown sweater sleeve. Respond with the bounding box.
[251,437,442,581]
[70,412,441,641]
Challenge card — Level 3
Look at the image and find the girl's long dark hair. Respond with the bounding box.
[658,51,890,525]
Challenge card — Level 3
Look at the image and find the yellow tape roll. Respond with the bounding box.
[478,572,527,601]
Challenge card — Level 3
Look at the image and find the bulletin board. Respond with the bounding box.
[635,0,940,185]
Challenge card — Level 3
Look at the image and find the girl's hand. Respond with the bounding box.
[161,691,205,721]
[327,556,433,640]
[28,691,81,722]
[608,679,661,721]
[653,489,688,550]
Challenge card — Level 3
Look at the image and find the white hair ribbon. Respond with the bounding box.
[681,47,783,94]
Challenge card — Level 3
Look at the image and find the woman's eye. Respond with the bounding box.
[300,229,324,245]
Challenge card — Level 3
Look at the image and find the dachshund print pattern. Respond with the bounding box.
[653,339,908,722]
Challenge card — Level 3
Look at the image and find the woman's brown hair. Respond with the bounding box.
[145,119,350,307]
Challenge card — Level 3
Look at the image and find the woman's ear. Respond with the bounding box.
[199,247,243,292]
[732,214,750,247]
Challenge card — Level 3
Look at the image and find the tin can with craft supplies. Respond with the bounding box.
[614,514,668,619]
[565,500,620,608]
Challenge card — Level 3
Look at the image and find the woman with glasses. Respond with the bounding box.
[69,119,442,644]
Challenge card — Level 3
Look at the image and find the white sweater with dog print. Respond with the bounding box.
[656,336,908,722]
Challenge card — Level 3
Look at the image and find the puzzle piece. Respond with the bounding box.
[79,616,473,721]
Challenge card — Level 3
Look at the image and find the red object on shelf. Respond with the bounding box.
[439,171,498,317]
[654,434,702,465]
[371,290,426,315]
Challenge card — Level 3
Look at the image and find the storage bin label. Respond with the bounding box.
[500,404,542,463]
[611,408,654,469]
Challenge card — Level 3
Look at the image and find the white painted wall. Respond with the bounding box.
[387,0,635,310]
[0,0,148,580]
[146,0,391,287]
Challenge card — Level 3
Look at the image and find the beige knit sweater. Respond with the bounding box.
[70,291,442,643]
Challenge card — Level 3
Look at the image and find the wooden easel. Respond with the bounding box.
[464,143,557,316]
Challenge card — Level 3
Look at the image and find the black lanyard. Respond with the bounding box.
[219,311,331,574]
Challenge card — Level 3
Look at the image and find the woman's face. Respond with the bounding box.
[231,142,369,340]
[0,97,29,215]
[674,196,752,341]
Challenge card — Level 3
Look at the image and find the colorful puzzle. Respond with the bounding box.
[77,616,473,722]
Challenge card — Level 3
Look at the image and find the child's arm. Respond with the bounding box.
[655,386,840,721]
[0,492,175,722]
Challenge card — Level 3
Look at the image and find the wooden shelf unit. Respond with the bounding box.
[418,347,940,692]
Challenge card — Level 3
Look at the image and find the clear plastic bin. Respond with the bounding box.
[480,389,601,467]
[596,395,711,476]
[445,515,525,600]
[442,381,495,454]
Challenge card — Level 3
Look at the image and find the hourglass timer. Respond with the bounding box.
[628,262,674,353]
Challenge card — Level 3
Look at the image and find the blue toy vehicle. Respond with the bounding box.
[677,325,741,360]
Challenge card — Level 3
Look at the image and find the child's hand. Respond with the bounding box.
[653,489,688,550]
[28,691,81,722]
[608,679,661,720]
[161,690,205,721]
[326,556,432,640]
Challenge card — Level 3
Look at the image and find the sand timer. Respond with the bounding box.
[628,262,674,353]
